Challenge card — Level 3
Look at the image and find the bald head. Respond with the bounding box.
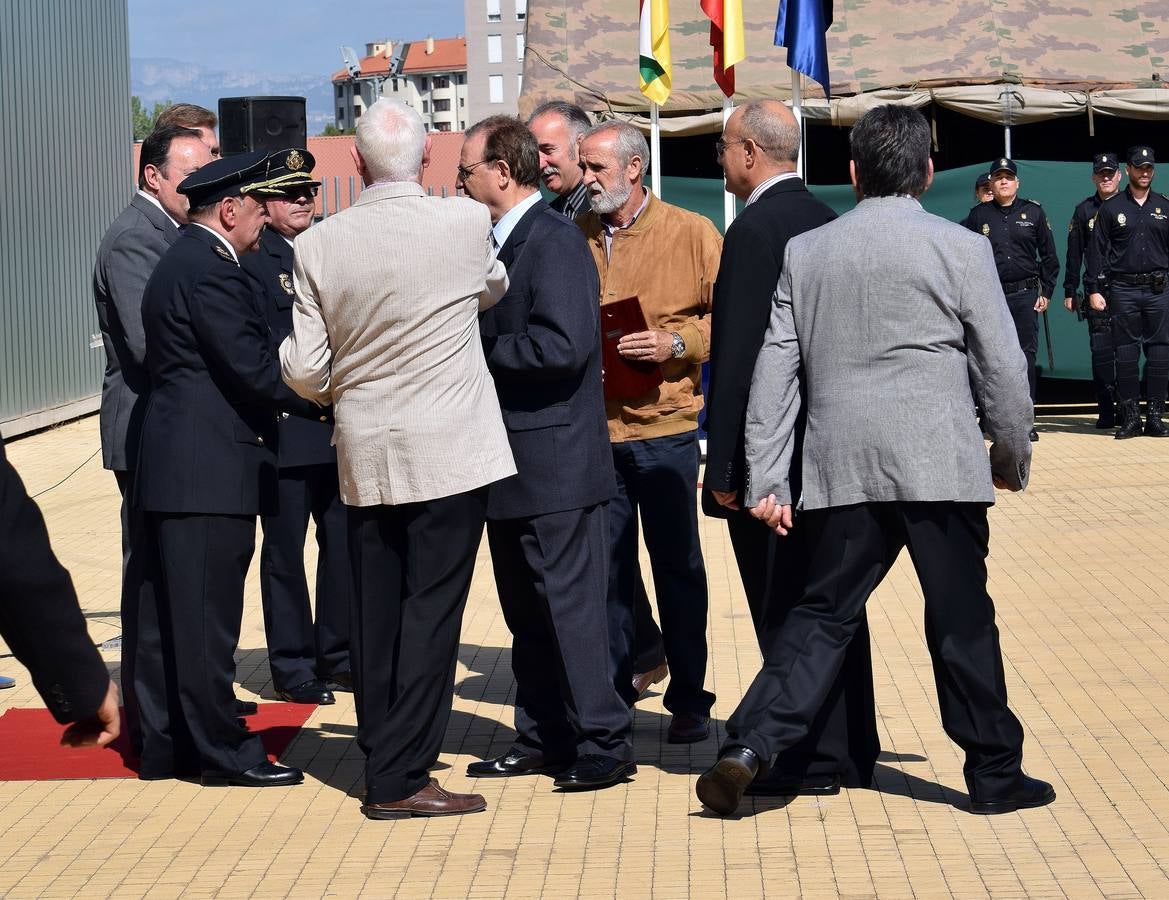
[719,99,801,200]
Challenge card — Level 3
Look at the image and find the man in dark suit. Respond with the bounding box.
[701,100,880,796]
[459,117,634,791]
[242,150,350,706]
[92,124,211,758]
[137,152,323,786]
[0,441,120,748]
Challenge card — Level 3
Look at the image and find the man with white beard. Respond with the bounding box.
[574,121,722,745]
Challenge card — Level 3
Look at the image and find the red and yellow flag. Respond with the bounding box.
[701,0,745,97]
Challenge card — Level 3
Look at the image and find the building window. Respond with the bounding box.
[487,34,502,64]
[355,107,362,118]
[422,100,429,113]
[392,77,399,92]
[337,107,345,121]
[335,85,343,98]
[433,75,450,89]
[459,120,465,129]
[436,122,451,132]
[421,76,429,90]
[489,74,504,103]
[459,97,465,107]
[434,99,451,112]
[517,73,523,95]
[487,0,501,21]
[458,72,466,85]
[516,0,527,19]
[516,33,525,61]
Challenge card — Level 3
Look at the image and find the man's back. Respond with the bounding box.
[288,182,514,506]
[750,196,1032,509]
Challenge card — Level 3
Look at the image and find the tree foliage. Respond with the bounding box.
[131,95,171,141]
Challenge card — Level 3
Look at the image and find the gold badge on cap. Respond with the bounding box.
[981,223,990,235]
[1118,213,1127,226]
[278,273,295,295]
[1143,149,1149,157]
[286,150,305,171]
[1000,159,1008,167]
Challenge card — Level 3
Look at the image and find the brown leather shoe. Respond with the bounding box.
[361,779,487,820]
[668,712,710,744]
[631,662,669,701]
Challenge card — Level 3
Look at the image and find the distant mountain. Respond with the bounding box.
[131,57,337,135]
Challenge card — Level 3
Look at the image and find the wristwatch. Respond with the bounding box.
[669,332,686,359]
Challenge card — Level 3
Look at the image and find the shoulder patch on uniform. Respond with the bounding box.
[213,244,233,261]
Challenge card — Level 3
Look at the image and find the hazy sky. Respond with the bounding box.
[128,0,466,74]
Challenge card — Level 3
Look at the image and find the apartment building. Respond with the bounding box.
[464,0,528,124]
[333,37,469,133]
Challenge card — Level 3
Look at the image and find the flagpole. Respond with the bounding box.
[650,102,663,199]
[791,69,805,181]
[722,96,735,230]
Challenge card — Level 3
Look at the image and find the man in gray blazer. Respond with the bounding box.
[281,99,515,820]
[696,105,1054,817]
[91,123,211,757]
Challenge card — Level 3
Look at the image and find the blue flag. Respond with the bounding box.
[775,0,833,99]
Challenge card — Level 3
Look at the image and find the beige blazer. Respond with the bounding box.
[280,181,516,506]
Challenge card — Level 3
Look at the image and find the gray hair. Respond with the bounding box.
[739,101,800,164]
[581,121,650,178]
[356,99,426,184]
[527,100,592,144]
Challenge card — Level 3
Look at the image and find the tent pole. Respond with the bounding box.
[722,97,735,230]
[1004,124,1012,159]
[791,69,805,180]
[650,102,663,199]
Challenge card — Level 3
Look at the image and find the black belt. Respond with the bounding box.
[1001,276,1039,294]
[1112,271,1167,286]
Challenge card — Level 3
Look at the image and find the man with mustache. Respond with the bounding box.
[576,121,722,745]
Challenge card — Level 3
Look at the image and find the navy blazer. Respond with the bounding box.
[701,177,834,519]
[92,194,180,472]
[241,228,336,469]
[136,226,322,515]
[479,199,616,520]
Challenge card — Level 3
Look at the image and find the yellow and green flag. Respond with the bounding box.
[638,0,671,105]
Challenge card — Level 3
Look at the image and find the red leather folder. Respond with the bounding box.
[600,296,664,401]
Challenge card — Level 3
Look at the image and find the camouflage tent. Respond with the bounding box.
[520,0,1169,132]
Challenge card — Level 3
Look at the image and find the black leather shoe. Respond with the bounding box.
[745,771,841,797]
[233,699,258,716]
[969,774,1055,815]
[1116,400,1143,439]
[696,747,761,815]
[327,671,354,692]
[667,712,710,744]
[201,761,304,787]
[552,754,636,790]
[276,679,335,705]
[467,749,572,778]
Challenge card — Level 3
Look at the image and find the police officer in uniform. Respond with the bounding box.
[1064,153,1123,428]
[1088,146,1169,439]
[963,158,1060,441]
[242,150,351,705]
[137,152,325,786]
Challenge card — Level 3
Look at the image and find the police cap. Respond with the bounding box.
[1127,145,1156,167]
[256,148,322,195]
[989,158,1017,177]
[178,150,283,208]
[975,172,991,188]
[1093,152,1120,173]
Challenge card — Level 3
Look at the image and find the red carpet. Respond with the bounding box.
[0,703,314,781]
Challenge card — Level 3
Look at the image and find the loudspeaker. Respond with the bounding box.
[218,96,307,156]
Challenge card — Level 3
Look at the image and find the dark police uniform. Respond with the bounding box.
[1087,145,1169,436]
[136,152,321,784]
[241,161,351,700]
[963,159,1060,405]
[1066,153,1122,427]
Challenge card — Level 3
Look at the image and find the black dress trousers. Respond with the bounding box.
[725,502,1025,799]
[727,511,880,787]
[259,463,351,689]
[349,488,487,805]
[487,503,633,763]
[152,513,267,776]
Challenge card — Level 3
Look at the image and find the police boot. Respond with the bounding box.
[1095,385,1116,429]
[1145,399,1169,437]
[1115,400,1143,440]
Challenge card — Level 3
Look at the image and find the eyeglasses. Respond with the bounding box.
[457,159,495,181]
[714,138,746,159]
[275,186,319,202]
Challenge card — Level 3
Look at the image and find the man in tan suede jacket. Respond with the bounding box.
[576,120,722,744]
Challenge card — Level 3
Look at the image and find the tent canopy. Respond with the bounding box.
[520,1,1169,129]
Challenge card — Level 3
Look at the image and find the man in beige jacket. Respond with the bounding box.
[281,99,515,820]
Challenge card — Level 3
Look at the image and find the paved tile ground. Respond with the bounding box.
[2,414,1169,898]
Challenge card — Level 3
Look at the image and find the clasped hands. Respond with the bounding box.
[712,490,794,536]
